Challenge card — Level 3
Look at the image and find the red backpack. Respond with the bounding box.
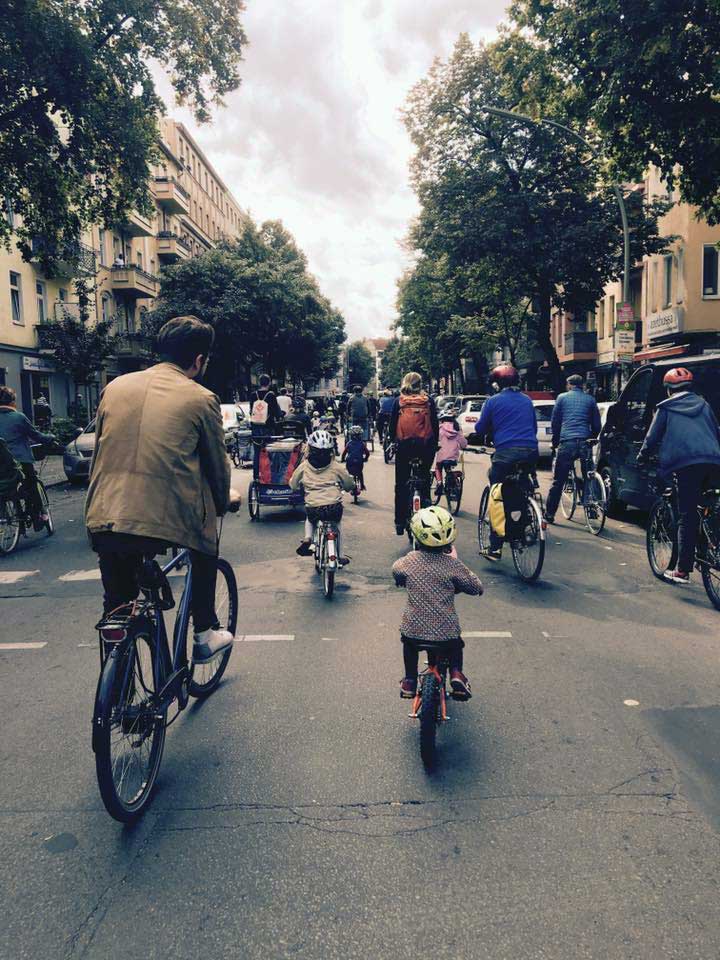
[396,394,434,441]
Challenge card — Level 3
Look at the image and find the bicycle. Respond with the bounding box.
[406,457,428,546]
[557,440,607,535]
[646,470,720,610]
[407,643,457,768]
[383,434,396,464]
[92,504,240,821]
[350,472,362,504]
[477,452,546,582]
[229,430,251,469]
[0,444,54,555]
[432,455,464,516]
[311,514,341,598]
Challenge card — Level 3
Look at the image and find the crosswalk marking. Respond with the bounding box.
[0,570,39,584]
[465,630,513,638]
[236,634,295,642]
[58,567,184,583]
[0,642,47,650]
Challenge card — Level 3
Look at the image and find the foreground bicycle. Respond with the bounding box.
[0,444,54,555]
[92,504,239,822]
[408,643,460,768]
[311,514,341,598]
[558,439,607,535]
[646,468,720,610]
[477,451,546,582]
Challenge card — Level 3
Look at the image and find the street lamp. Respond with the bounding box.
[476,105,631,304]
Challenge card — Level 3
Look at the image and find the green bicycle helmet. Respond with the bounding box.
[410,505,457,548]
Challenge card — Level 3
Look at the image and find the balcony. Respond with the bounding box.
[152,177,190,215]
[35,324,56,355]
[115,332,153,359]
[562,330,598,360]
[110,265,160,299]
[31,238,97,278]
[117,209,155,238]
[156,231,191,264]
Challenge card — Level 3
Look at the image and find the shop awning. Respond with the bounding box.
[634,343,689,363]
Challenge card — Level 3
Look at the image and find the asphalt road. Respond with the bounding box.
[1,449,720,959]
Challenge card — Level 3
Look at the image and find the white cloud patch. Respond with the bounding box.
[156,1,508,339]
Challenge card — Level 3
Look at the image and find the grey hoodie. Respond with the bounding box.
[640,391,720,475]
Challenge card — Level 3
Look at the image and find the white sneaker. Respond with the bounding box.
[192,627,234,664]
[663,569,691,585]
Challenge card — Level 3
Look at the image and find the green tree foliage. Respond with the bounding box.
[0,0,247,269]
[402,34,670,390]
[510,0,720,222]
[41,279,117,385]
[147,219,345,398]
[380,337,428,388]
[346,341,375,389]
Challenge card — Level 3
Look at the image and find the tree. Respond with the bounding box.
[402,34,670,391]
[510,0,720,222]
[380,337,428,388]
[0,0,247,270]
[346,342,375,389]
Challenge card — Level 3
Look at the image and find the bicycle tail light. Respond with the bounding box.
[413,494,421,512]
[99,626,127,643]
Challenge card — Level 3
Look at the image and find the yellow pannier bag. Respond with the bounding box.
[488,483,505,538]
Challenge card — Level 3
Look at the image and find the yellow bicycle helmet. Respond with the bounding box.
[410,506,457,548]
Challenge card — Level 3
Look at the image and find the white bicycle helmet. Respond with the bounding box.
[308,429,334,449]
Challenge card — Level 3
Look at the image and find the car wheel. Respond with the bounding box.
[601,466,625,518]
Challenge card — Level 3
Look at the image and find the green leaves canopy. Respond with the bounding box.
[346,342,375,389]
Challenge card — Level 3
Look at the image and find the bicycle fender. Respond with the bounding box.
[91,639,132,754]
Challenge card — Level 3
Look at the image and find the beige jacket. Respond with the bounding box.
[289,459,354,507]
[85,363,231,555]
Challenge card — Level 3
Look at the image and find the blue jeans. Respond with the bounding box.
[545,439,591,519]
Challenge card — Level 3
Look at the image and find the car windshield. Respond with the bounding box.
[468,400,485,412]
[534,405,554,421]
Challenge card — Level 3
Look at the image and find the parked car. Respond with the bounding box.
[597,354,720,514]
[436,395,457,413]
[533,399,555,460]
[63,420,96,483]
[455,396,488,442]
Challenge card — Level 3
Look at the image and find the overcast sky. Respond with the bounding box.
[158,1,508,341]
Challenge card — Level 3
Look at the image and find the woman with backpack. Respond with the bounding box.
[388,372,439,535]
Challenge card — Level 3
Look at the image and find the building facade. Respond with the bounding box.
[361,337,389,394]
[0,119,245,421]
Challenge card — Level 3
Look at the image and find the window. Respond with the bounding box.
[702,244,719,297]
[36,281,46,324]
[597,302,604,340]
[58,288,67,302]
[620,367,654,436]
[98,228,107,266]
[607,296,615,335]
[676,248,685,303]
[652,260,659,311]
[663,255,673,307]
[101,294,112,325]
[10,271,22,325]
[534,404,554,422]
[4,198,14,228]
[136,250,143,269]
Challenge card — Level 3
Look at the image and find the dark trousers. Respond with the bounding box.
[676,464,720,574]
[376,413,389,442]
[402,636,464,677]
[251,425,272,474]
[487,446,538,549]
[394,439,435,527]
[95,536,218,632]
[545,439,591,519]
[20,462,44,520]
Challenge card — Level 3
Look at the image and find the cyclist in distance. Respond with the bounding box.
[376,388,395,443]
[0,385,55,528]
[434,405,467,495]
[341,423,370,490]
[544,373,602,523]
[637,367,720,584]
[473,364,538,560]
[388,372,439,535]
[85,315,240,665]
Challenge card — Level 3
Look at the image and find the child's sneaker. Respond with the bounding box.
[399,677,417,699]
[450,670,472,700]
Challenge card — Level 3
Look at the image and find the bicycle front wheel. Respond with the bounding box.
[0,499,20,554]
[560,471,577,519]
[94,630,167,822]
[419,671,440,768]
[188,558,238,697]
[477,486,492,555]
[510,498,545,582]
[646,499,677,579]
[37,480,54,536]
[584,473,607,536]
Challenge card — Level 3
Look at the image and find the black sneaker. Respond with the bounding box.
[395,524,405,536]
[296,539,313,556]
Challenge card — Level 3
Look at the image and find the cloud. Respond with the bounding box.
[155,0,507,340]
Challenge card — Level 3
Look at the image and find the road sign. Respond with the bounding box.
[616,302,634,324]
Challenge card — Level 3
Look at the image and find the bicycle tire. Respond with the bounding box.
[584,473,607,536]
[94,630,167,822]
[560,471,577,519]
[188,558,238,697]
[646,499,677,579]
[231,442,241,468]
[432,483,443,506]
[0,499,20,554]
[701,563,720,611]
[248,481,260,520]
[510,497,545,582]
[450,475,463,516]
[419,671,439,768]
[322,539,335,599]
[37,480,54,536]
[477,486,491,555]
[384,443,395,464]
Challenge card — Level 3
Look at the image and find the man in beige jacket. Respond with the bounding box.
[86,315,238,664]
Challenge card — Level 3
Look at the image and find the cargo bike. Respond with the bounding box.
[247,435,305,521]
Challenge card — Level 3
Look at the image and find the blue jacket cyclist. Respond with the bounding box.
[474,364,538,559]
[0,385,55,527]
[545,374,602,522]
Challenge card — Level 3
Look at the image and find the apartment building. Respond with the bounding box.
[361,337,389,394]
[551,169,720,399]
[0,118,246,420]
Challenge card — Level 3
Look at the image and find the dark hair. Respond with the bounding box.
[567,374,584,386]
[156,315,214,368]
[259,374,271,387]
[0,385,16,405]
[353,384,362,393]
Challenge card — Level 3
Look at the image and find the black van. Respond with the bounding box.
[597,353,720,514]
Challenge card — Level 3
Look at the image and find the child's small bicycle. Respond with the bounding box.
[408,642,458,768]
[311,516,340,598]
[351,473,362,503]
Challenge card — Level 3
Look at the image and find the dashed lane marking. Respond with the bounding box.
[235,634,295,642]
[0,642,47,650]
[465,630,512,638]
[0,570,39,584]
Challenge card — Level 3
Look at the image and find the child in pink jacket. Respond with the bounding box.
[435,408,468,489]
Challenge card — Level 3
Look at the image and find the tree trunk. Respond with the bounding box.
[535,288,564,395]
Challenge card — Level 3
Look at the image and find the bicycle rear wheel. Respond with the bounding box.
[584,473,607,536]
[560,471,577,519]
[419,671,440,768]
[231,441,242,468]
[0,499,20,554]
[477,486,492,555]
[188,558,238,697]
[37,480,54,536]
[510,498,545,582]
[646,499,677,579]
[94,629,167,822]
[449,475,463,516]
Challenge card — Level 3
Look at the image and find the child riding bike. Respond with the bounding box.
[392,505,483,701]
[341,424,370,490]
[434,406,467,494]
[290,429,355,564]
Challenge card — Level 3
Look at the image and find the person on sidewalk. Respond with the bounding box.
[473,365,538,560]
[545,373,602,523]
[638,367,720,584]
[0,385,55,528]
[388,372,440,535]
[85,315,240,665]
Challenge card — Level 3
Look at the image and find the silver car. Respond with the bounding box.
[63,420,96,483]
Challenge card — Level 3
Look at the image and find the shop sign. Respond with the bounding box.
[597,349,616,366]
[647,306,684,340]
[614,325,635,358]
[616,302,634,324]
[22,355,54,373]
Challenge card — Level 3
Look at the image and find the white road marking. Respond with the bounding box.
[465,630,512,638]
[0,570,39,584]
[623,699,640,707]
[59,567,184,582]
[0,642,47,650]
[604,546,614,551]
[542,631,568,639]
[235,634,295,642]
